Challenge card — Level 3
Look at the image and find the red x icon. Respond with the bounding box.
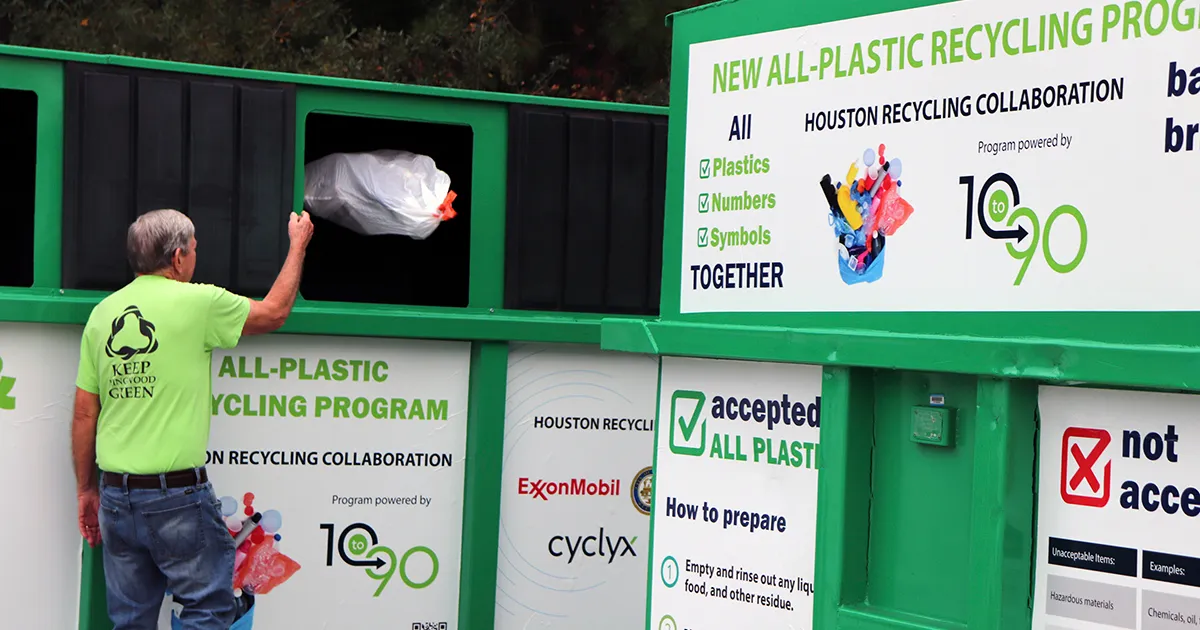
[1060,427,1112,507]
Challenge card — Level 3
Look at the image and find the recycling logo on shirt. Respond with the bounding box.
[106,305,160,361]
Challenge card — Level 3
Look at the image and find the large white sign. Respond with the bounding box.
[158,335,471,629]
[1036,386,1200,630]
[494,344,658,630]
[649,357,822,630]
[680,0,1200,313]
[0,323,84,629]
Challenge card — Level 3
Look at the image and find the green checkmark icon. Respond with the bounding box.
[698,193,710,213]
[678,414,698,440]
[697,228,708,248]
[699,159,711,179]
[670,390,707,456]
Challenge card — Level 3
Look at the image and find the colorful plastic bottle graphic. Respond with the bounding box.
[818,144,916,285]
[169,492,299,629]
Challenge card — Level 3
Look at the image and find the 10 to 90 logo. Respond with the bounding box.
[320,522,439,597]
[961,172,1088,286]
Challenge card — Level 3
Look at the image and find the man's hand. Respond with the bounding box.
[244,211,314,336]
[289,211,314,252]
[78,488,101,547]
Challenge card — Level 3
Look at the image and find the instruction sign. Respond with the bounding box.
[494,344,658,629]
[680,0,1200,313]
[0,323,84,629]
[649,356,822,630]
[157,335,471,629]
[1036,386,1200,630]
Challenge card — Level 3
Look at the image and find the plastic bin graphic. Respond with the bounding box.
[820,145,914,285]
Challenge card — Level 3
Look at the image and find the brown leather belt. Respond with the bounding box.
[101,467,208,490]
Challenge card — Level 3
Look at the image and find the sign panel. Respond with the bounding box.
[1036,386,1200,630]
[495,344,658,630]
[0,323,84,629]
[158,335,471,630]
[680,0,1200,313]
[649,356,822,630]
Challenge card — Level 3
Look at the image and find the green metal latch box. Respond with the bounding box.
[911,405,954,447]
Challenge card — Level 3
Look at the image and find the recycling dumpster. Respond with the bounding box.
[0,44,667,630]
[593,1,1200,629]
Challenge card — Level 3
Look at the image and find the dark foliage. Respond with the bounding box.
[0,0,713,105]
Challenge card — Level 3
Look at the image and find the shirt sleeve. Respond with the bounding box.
[205,284,252,351]
[75,324,99,394]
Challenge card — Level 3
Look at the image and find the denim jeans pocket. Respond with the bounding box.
[144,500,209,560]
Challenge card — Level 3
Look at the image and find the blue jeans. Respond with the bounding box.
[98,472,236,630]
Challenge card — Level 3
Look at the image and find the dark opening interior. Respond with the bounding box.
[0,88,38,288]
[301,113,474,307]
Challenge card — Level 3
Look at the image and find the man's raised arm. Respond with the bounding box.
[244,211,315,336]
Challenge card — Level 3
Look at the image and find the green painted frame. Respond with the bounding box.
[0,41,666,345]
[0,45,665,630]
[599,1,1200,629]
[0,54,64,290]
[292,84,509,309]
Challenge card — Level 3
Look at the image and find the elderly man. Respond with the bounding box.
[71,209,314,629]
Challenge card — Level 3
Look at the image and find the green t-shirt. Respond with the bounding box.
[76,274,251,474]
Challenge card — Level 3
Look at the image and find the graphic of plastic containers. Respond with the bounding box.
[838,242,886,285]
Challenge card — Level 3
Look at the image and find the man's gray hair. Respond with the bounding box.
[127,209,195,274]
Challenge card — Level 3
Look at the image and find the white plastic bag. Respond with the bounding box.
[303,150,457,239]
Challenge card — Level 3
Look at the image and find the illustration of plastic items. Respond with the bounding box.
[837,185,864,230]
[839,240,887,285]
[876,188,914,236]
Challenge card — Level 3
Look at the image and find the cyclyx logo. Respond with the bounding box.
[669,388,821,470]
[1060,424,1199,517]
[0,357,15,411]
[518,477,621,501]
[547,528,637,564]
[961,172,1088,286]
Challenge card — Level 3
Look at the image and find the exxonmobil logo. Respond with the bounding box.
[1060,424,1199,517]
[518,477,621,501]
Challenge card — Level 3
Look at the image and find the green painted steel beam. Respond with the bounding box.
[600,318,1200,391]
[0,292,617,344]
[456,342,507,629]
[0,44,666,116]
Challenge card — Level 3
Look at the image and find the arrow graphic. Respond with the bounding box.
[358,556,386,569]
[977,172,1029,243]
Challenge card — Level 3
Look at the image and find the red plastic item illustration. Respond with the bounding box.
[234,536,301,596]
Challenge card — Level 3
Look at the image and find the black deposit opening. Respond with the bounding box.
[300,113,473,307]
[0,88,38,287]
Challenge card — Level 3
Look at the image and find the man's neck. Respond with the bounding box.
[136,271,182,282]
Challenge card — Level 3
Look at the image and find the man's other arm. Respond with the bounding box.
[71,388,100,492]
[243,211,315,336]
[73,325,103,546]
